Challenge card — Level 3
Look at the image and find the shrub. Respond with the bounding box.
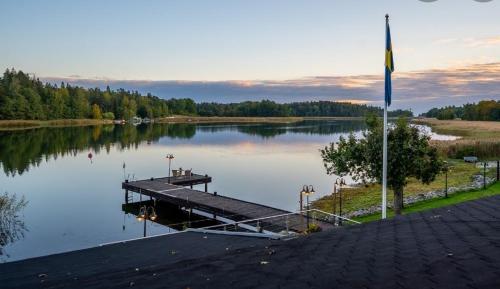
[102,112,115,120]
[306,223,322,234]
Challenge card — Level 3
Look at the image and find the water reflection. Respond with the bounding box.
[0,121,366,176]
[122,200,220,235]
[0,192,28,261]
[197,121,366,138]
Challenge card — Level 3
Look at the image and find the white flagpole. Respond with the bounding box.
[382,99,388,219]
[382,14,390,220]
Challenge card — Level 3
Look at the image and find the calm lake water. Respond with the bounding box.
[0,120,446,262]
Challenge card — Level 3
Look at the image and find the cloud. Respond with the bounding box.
[41,62,500,113]
[434,36,500,48]
[465,36,500,48]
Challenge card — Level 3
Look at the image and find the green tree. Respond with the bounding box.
[321,116,443,215]
[69,88,89,118]
[91,104,102,119]
[436,108,455,120]
[23,87,45,120]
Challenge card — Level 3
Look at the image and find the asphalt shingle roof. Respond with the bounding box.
[2,195,500,289]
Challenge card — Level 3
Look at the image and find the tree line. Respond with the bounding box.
[0,69,195,120]
[196,101,413,118]
[421,100,500,121]
[1,69,413,120]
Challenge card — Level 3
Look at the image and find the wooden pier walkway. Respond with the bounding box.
[122,174,335,233]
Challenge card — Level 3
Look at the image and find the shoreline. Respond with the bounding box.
[412,118,500,139]
[0,116,371,130]
[4,116,497,133]
[0,119,114,131]
[412,118,500,159]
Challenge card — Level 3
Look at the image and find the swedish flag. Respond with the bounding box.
[385,15,394,106]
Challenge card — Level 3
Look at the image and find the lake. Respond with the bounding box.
[0,120,445,262]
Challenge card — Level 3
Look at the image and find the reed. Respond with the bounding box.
[413,118,500,159]
[432,139,500,159]
[0,119,112,130]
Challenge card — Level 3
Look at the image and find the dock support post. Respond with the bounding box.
[188,208,192,227]
[190,184,193,189]
[125,190,129,204]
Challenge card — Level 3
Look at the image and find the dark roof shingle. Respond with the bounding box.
[2,195,500,289]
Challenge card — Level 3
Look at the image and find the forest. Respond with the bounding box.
[0,69,196,120]
[196,101,413,118]
[0,69,412,120]
[422,100,500,121]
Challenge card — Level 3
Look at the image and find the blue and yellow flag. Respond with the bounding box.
[385,16,394,106]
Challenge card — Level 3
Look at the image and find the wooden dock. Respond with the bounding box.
[122,174,335,233]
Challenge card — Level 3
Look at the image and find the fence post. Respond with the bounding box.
[483,162,487,189]
[497,160,499,182]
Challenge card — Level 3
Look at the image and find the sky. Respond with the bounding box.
[1,0,500,112]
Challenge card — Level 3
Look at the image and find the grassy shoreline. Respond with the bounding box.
[413,118,500,139]
[413,118,500,159]
[0,119,114,130]
[353,181,500,223]
[311,118,499,221]
[0,116,372,130]
[312,159,492,215]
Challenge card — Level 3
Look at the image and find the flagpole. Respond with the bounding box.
[382,96,388,219]
[382,14,389,220]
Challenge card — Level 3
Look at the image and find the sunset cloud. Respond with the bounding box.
[42,62,500,113]
[434,36,500,48]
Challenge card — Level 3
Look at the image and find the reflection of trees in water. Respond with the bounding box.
[0,124,196,176]
[0,121,364,175]
[197,120,367,138]
[0,192,28,260]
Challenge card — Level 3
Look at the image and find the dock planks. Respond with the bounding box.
[122,175,334,233]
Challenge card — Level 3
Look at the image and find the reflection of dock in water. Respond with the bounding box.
[122,173,337,234]
[121,200,220,231]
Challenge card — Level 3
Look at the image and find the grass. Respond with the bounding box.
[0,116,305,130]
[354,181,500,223]
[0,119,113,130]
[312,159,487,214]
[413,118,500,139]
[413,118,500,159]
